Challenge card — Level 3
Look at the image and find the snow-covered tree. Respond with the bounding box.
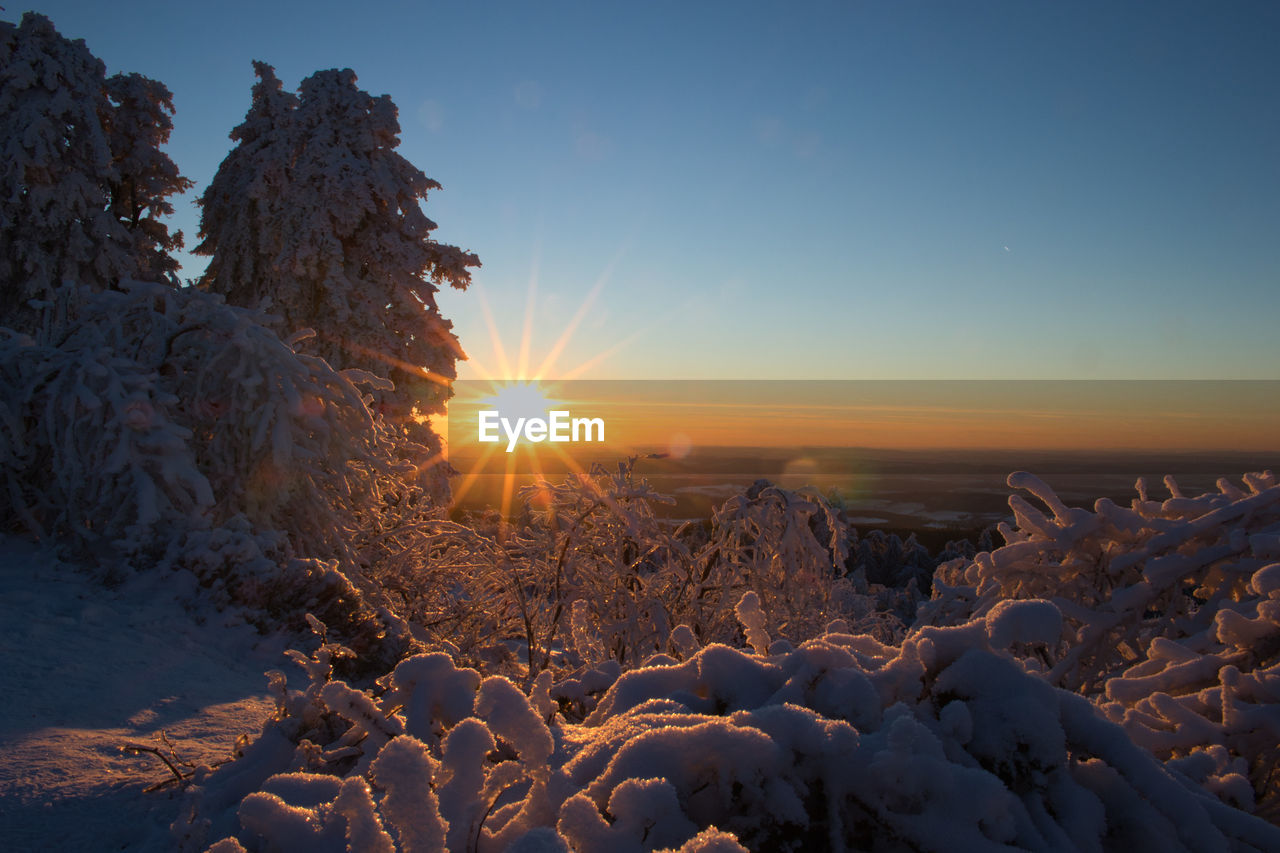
[191,61,296,311]
[196,63,479,467]
[103,72,193,283]
[0,13,130,326]
[0,13,190,330]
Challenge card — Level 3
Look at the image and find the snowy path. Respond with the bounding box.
[0,538,288,851]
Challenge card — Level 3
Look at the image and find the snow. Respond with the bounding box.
[984,598,1063,649]
[733,591,771,655]
[367,737,447,852]
[1252,562,1280,597]
[0,536,282,851]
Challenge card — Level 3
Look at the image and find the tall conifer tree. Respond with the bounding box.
[197,64,478,473]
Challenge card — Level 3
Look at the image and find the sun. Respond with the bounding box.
[444,377,573,527]
[483,381,557,426]
[438,242,683,520]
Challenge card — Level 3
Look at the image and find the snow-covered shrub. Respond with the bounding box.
[0,279,414,655]
[173,470,1280,851]
[358,460,698,679]
[505,461,693,674]
[694,479,864,644]
[0,281,424,665]
[364,507,526,671]
[0,280,407,560]
[519,470,877,668]
[175,523,405,671]
[921,469,1280,817]
[187,607,1280,852]
[0,306,213,548]
[370,463,884,685]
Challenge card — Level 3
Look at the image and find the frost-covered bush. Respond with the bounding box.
[0,281,414,661]
[173,522,406,671]
[370,463,885,684]
[0,280,407,561]
[359,460,706,678]
[0,280,427,662]
[171,470,1280,851]
[184,593,1280,852]
[921,469,1280,819]
[504,462,694,675]
[698,480,871,644]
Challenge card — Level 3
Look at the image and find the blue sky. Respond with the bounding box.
[19,1,1280,379]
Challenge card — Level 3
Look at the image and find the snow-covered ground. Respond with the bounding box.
[0,537,287,852]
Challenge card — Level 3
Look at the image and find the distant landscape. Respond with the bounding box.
[450,445,1277,546]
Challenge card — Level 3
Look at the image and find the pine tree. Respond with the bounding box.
[0,13,130,325]
[194,61,298,310]
[0,13,191,329]
[103,72,194,283]
[196,64,478,470]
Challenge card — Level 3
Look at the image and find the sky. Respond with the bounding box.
[14,1,1280,382]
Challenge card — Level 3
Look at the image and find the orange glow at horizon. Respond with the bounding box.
[433,257,1277,511]
[445,381,1280,458]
